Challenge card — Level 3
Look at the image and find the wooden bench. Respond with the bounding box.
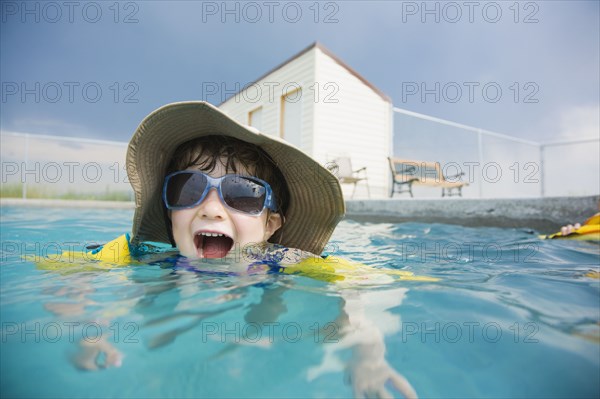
[388,157,468,197]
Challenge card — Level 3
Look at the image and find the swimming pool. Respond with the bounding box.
[1,205,598,398]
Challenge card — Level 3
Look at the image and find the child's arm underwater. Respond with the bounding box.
[339,289,418,399]
[30,235,140,370]
[272,249,433,399]
[40,273,124,371]
[305,286,419,399]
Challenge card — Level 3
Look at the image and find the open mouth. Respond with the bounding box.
[194,232,234,259]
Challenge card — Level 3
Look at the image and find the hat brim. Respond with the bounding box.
[127,101,345,255]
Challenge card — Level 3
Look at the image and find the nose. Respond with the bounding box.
[196,188,227,220]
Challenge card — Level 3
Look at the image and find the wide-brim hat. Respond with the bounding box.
[126,101,345,255]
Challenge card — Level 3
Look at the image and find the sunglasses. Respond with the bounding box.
[163,171,277,215]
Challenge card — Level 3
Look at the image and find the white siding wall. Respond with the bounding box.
[219,50,316,156]
[313,48,391,198]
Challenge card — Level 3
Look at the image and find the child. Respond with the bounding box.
[43,101,430,398]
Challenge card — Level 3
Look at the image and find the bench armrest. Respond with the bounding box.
[444,172,465,180]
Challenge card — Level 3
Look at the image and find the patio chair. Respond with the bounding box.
[333,157,370,198]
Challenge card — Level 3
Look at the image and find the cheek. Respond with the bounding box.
[233,215,267,238]
[170,210,192,233]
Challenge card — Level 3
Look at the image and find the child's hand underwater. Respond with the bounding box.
[348,347,417,398]
[73,337,123,371]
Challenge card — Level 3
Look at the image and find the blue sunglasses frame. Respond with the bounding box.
[163,171,277,215]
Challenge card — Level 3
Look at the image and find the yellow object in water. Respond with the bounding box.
[544,213,600,241]
[30,234,439,283]
[584,270,599,279]
[283,255,439,283]
[29,234,134,273]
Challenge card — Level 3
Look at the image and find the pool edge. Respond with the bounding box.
[345,195,600,233]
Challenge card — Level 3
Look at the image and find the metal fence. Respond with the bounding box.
[393,108,600,198]
[2,112,599,200]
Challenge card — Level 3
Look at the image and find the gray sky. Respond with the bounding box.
[1,1,599,144]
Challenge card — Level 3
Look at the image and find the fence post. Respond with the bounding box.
[23,133,29,199]
[477,129,483,198]
[539,145,545,197]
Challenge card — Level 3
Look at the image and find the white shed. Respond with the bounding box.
[219,42,393,198]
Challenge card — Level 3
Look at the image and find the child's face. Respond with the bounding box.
[170,158,282,259]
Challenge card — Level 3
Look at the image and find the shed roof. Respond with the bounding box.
[219,42,391,105]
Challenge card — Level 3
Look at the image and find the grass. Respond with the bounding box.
[0,183,133,201]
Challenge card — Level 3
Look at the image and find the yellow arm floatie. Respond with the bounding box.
[281,255,439,283]
[29,234,133,272]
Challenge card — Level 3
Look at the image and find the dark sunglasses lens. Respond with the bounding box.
[166,173,207,208]
[221,176,266,214]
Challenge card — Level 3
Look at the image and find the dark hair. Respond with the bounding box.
[166,135,290,217]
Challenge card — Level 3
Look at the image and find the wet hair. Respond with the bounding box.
[166,135,290,217]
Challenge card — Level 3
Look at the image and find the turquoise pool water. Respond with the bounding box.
[1,205,599,398]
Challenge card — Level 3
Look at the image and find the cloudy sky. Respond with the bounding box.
[1,1,599,145]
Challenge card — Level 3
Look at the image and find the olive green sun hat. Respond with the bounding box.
[126,101,345,255]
